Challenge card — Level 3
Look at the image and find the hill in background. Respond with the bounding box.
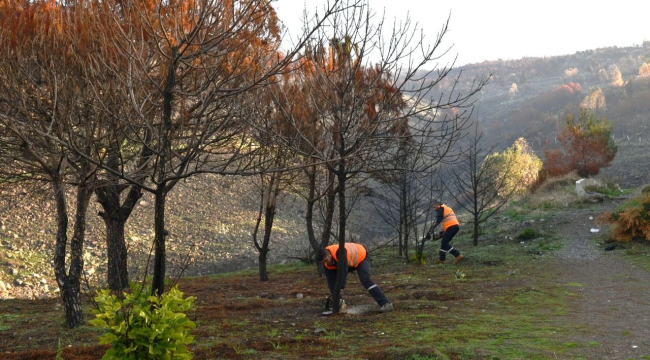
[421,43,650,186]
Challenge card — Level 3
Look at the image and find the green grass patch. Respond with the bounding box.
[518,227,540,240]
[584,181,635,197]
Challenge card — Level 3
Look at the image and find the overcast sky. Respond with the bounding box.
[272,0,650,67]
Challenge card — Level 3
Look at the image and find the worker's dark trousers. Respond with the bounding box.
[324,255,390,306]
[439,225,461,261]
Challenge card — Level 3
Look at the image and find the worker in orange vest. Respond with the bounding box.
[426,200,464,265]
[315,243,393,312]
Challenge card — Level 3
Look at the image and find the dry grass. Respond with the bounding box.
[533,171,581,194]
[642,183,650,194]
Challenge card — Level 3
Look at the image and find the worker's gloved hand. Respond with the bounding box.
[424,233,431,240]
[439,231,444,238]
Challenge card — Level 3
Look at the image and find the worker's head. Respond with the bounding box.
[315,247,334,266]
[432,200,442,209]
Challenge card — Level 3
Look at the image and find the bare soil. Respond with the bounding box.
[551,200,650,359]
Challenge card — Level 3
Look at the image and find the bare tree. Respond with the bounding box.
[262,0,486,312]
[443,121,516,246]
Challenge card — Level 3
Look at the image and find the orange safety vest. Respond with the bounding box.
[323,243,367,270]
[440,204,460,231]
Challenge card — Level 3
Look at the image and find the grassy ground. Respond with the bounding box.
[1,181,649,360]
[0,230,575,359]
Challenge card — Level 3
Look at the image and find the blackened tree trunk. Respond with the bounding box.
[305,166,320,253]
[151,51,175,297]
[96,183,143,290]
[320,170,337,248]
[473,214,480,246]
[95,139,150,291]
[258,200,276,281]
[253,172,280,282]
[332,156,347,313]
[52,175,92,328]
[101,215,129,289]
[399,172,406,258]
[152,188,167,297]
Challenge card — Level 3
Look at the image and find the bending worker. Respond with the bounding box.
[315,242,393,312]
[426,200,464,265]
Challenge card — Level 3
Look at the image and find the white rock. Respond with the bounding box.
[296,293,303,299]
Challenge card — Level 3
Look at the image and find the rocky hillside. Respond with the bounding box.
[425,44,650,186]
[0,173,394,300]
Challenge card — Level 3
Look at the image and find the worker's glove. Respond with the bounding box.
[424,233,431,240]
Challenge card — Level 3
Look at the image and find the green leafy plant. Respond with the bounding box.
[410,252,426,265]
[90,284,196,360]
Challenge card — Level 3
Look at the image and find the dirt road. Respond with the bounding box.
[553,202,650,359]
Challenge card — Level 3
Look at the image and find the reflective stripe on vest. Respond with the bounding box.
[441,205,460,231]
[324,243,367,270]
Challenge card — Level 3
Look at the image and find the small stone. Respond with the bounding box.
[296,293,303,299]
[314,328,326,334]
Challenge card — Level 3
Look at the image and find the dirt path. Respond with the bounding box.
[552,201,650,359]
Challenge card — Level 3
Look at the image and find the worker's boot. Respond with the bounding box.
[453,254,464,265]
[379,302,394,313]
[324,295,347,311]
[436,259,446,264]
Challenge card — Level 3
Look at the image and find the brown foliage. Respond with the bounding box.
[543,109,616,177]
[597,195,650,242]
[528,82,581,112]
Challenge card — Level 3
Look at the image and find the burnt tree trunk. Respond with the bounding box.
[305,165,320,253]
[332,155,347,313]
[320,169,337,248]
[53,176,92,328]
[96,183,142,291]
[151,49,176,297]
[102,215,129,289]
[152,188,167,297]
[95,140,149,291]
[253,173,279,282]
[258,200,276,281]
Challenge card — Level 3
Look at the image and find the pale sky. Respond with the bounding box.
[272,0,650,67]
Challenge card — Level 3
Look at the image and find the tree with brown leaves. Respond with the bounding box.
[0,0,116,327]
[544,108,617,178]
[261,0,486,312]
